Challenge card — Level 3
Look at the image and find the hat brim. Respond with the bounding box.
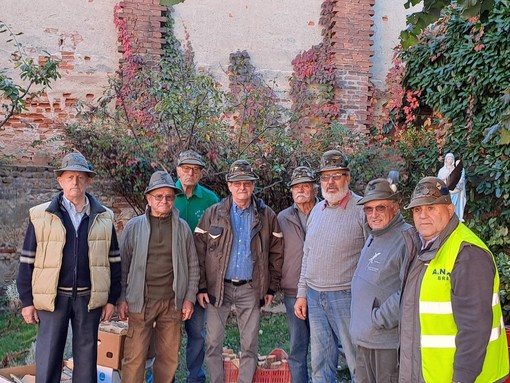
[357,192,399,205]
[289,177,315,187]
[317,166,349,174]
[178,159,205,167]
[54,167,97,178]
[145,184,183,195]
[404,195,451,210]
[226,175,259,182]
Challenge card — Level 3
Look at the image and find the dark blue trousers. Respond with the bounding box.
[184,302,207,382]
[36,293,102,383]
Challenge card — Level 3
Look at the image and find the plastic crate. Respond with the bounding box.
[223,348,291,383]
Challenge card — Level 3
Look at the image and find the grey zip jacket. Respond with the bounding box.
[350,212,411,349]
[119,206,199,312]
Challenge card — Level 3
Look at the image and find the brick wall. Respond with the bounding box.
[115,0,167,62]
[0,1,168,165]
[0,51,80,165]
[330,0,375,132]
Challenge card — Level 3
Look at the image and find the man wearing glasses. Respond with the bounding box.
[194,159,283,383]
[119,170,199,382]
[350,178,411,383]
[175,150,219,383]
[294,149,366,382]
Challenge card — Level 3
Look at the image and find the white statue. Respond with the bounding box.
[437,153,467,221]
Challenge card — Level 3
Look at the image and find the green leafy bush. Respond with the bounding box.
[386,0,510,320]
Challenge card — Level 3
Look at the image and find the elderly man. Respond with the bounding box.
[399,176,508,383]
[17,152,121,383]
[194,159,283,383]
[175,150,219,383]
[351,178,411,383]
[119,171,199,383]
[277,166,319,383]
[294,149,366,382]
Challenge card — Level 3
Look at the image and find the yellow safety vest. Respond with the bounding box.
[419,223,509,382]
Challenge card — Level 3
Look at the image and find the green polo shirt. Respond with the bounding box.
[174,180,220,231]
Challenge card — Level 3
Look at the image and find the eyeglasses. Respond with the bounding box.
[230,181,255,188]
[363,205,389,215]
[320,173,348,182]
[149,194,176,202]
[180,166,202,174]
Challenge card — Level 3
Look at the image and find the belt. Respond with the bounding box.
[224,279,251,287]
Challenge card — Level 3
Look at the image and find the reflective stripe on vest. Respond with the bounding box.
[419,223,509,383]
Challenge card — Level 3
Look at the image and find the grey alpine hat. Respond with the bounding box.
[144,171,182,195]
[54,153,96,178]
[405,176,452,210]
[290,166,316,187]
[357,178,398,205]
[226,160,259,182]
[317,149,349,174]
[177,150,206,167]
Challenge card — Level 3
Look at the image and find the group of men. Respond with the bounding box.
[17,149,509,383]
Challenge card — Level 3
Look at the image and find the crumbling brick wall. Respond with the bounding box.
[330,0,375,132]
[115,0,167,61]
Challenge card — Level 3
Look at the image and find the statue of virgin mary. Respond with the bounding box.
[437,153,467,221]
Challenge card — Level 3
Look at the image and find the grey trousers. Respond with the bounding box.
[205,282,261,383]
[355,345,399,383]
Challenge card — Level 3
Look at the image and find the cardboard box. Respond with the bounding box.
[97,331,125,370]
[97,365,121,383]
[64,360,121,383]
[0,365,36,383]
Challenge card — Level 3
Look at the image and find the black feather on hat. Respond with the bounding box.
[445,160,463,191]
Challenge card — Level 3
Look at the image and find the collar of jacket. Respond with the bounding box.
[144,204,182,220]
[224,194,267,214]
[403,214,460,263]
[46,192,106,218]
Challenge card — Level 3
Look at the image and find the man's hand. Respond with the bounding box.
[264,294,274,307]
[101,303,115,322]
[182,300,194,320]
[294,297,307,320]
[197,293,210,309]
[117,300,129,321]
[21,305,39,324]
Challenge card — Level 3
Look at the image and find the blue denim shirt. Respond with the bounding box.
[225,202,254,280]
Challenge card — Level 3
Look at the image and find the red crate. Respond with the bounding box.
[224,348,291,383]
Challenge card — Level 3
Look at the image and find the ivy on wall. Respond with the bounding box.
[288,0,339,132]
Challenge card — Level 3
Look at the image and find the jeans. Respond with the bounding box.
[307,288,356,383]
[283,296,310,383]
[184,302,207,382]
